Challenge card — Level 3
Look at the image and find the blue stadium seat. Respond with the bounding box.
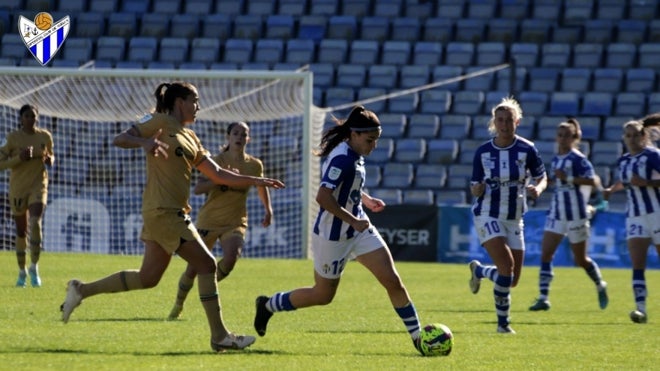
[447,164,473,189]
[223,39,253,64]
[147,61,176,70]
[75,12,105,38]
[388,92,419,114]
[602,116,629,141]
[649,19,660,42]
[616,20,647,44]
[400,65,430,89]
[423,18,454,43]
[405,0,434,19]
[439,114,471,139]
[563,0,593,26]
[349,39,379,65]
[510,43,539,67]
[369,188,402,205]
[367,138,394,163]
[467,0,497,18]
[266,15,295,40]
[531,0,561,21]
[536,116,561,141]
[88,0,118,13]
[382,162,414,188]
[210,62,238,70]
[549,92,580,116]
[312,86,323,106]
[629,0,657,20]
[638,44,660,69]
[364,164,381,189]
[454,18,486,43]
[500,0,530,19]
[391,17,422,42]
[254,39,284,66]
[464,66,494,91]
[471,115,493,140]
[427,139,459,164]
[420,89,452,114]
[647,93,660,113]
[413,42,443,66]
[232,15,262,40]
[625,68,655,92]
[436,189,468,205]
[415,164,448,189]
[62,38,92,64]
[381,41,411,65]
[297,15,327,43]
[57,0,85,12]
[445,42,474,66]
[394,138,426,163]
[139,12,169,38]
[121,0,148,13]
[152,0,181,14]
[359,16,390,42]
[596,0,624,20]
[127,37,158,66]
[534,140,557,165]
[452,91,484,115]
[170,14,200,39]
[95,36,125,65]
[201,14,231,40]
[317,39,348,64]
[285,38,315,64]
[158,37,189,67]
[342,0,371,17]
[606,43,637,69]
[476,42,505,66]
[583,19,614,44]
[407,114,439,138]
[487,18,519,43]
[403,189,435,205]
[309,63,335,88]
[551,25,582,44]
[591,141,623,165]
[541,43,571,67]
[432,66,463,91]
[577,116,602,141]
[560,68,592,93]
[593,68,623,93]
[115,60,143,69]
[615,92,646,117]
[518,91,548,116]
[246,0,276,16]
[183,0,214,15]
[520,19,551,43]
[374,0,403,18]
[484,91,509,113]
[378,113,407,138]
[309,0,338,16]
[437,0,465,18]
[190,38,220,66]
[327,15,357,40]
[335,64,366,88]
[573,43,604,68]
[528,67,560,93]
[459,139,484,164]
[495,67,527,93]
[368,64,398,88]
[107,12,136,38]
[278,0,307,15]
[179,62,208,70]
[324,86,355,109]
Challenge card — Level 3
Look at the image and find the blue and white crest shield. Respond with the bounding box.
[18,14,70,66]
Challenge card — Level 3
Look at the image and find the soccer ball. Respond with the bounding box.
[418,323,453,356]
[34,12,53,31]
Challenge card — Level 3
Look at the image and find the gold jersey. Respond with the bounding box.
[196,151,263,229]
[1,127,53,192]
[133,113,208,213]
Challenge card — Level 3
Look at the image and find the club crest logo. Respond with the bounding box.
[18,12,70,66]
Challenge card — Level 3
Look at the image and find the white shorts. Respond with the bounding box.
[312,227,386,279]
[474,216,525,250]
[544,216,590,244]
[626,211,660,244]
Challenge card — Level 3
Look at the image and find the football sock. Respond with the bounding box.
[174,272,195,306]
[585,261,603,286]
[28,216,42,264]
[395,302,421,339]
[478,265,498,281]
[538,262,553,300]
[267,292,296,312]
[216,260,230,282]
[83,270,144,297]
[494,274,513,327]
[198,273,224,339]
[16,236,27,270]
[632,269,647,313]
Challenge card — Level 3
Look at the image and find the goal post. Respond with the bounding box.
[0,66,324,259]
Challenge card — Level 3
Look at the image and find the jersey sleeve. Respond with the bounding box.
[320,155,351,190]
[471,147,485,184]
[528,145,546,179]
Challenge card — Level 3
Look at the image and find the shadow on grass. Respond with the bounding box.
[0,347,281,356]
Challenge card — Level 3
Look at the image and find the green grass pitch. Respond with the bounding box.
[0,251,657,370]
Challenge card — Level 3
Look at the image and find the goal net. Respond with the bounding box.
[0,67,324,259]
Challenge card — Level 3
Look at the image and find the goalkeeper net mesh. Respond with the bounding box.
[0,67,324,259]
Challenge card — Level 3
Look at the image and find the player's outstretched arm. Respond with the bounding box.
[197,156,284,189]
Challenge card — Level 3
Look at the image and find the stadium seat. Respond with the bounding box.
[577,116,602,141]
[139,12,170,38]
[342,0,371,17]
[606,43,637,69]
[436,189,468,205]
[278,0,307,16]
[455,18,486,43]
[309,63,335,88]
[367,137,394,163]
[534,140,557,164]
[593,68,623,93]
[297,15,327,43]
[536,116,562,141]
[190,38,220,66]
[484,91,509,112]
[615,92,646,117]
[447,164,473,190]
[560,68,591,93]
[495,67,527,93]
[400,65,430,89]
[152,0,181,14]
[459,139,484,164]
[374,0,403,17]
[201,14,231,40]
[317,39,348,64]
[62,38,92,64]
[638,43,660,69]
[265,15,295,40]
[394,138,426,163]
[285,39,315,65]
[467,0,497,18]
[510,43,539,67]
[413,42,443,66]
[75,12,105,38]
[582,19,615,44]
[441,114,473,140]
[359,16,390,42]
[388,92,419,114]
[391,17,422,42]
[95,36,125,65]
[364,164,381,189]
[121,0,148,13]
[437,0,465,18]
[370,188,402,205]
[246,0,275,16]
[378,113,407,138]
[183,0,214,14]
[444,42,474,66]
[324,87,355,109]
[649,19,660,42]
[335,64,366,88]
[349,39,379,65]
[562,0,594,26]
[381,162,414,188]
[464,66,494,91]
[170,14,200,39]
[596,0,624,20]
[487,18,519,43]
[432,66,463,91]
[309,0,338,16]
[106,12,136,38]
[625,68,655,92]
[426,139,459,164]
[573,43,604,68]
[520,19,551,43]
[420,89,452,114]
[551,25,582,44]
[591,141,623,165]
[405,0,434,19]
[254,39,284,66]
[629,0,657,20]
[57,0,85,12]
[407,114,439,138]
[179,62,208,70]
[541,43,571,67]
[475,42,505,66]
[403,189,435,205]
[423,17,454,43]
[326,15,357,40]
[381,41,411,66]
[415,164,448,189]
[593,165,612,186]
[368,64,398,89]
[127,37,158,66]
[616,20,647,44]
[452,91,484,115]
[549,92,580,116]
[157,37,189,67]
[602,117,630,141]
[518,91,548,116]
[528,67,560,93]
[88,0,118,13]
[223,39,253,64]
[471,114,493,140]
[499,0,530,19]
[232,15,262,40]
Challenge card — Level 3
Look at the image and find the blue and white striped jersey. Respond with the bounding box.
[471,136,546,220]
[313,141,367,241]
[548,148,595,221]
[615,146,660,217]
